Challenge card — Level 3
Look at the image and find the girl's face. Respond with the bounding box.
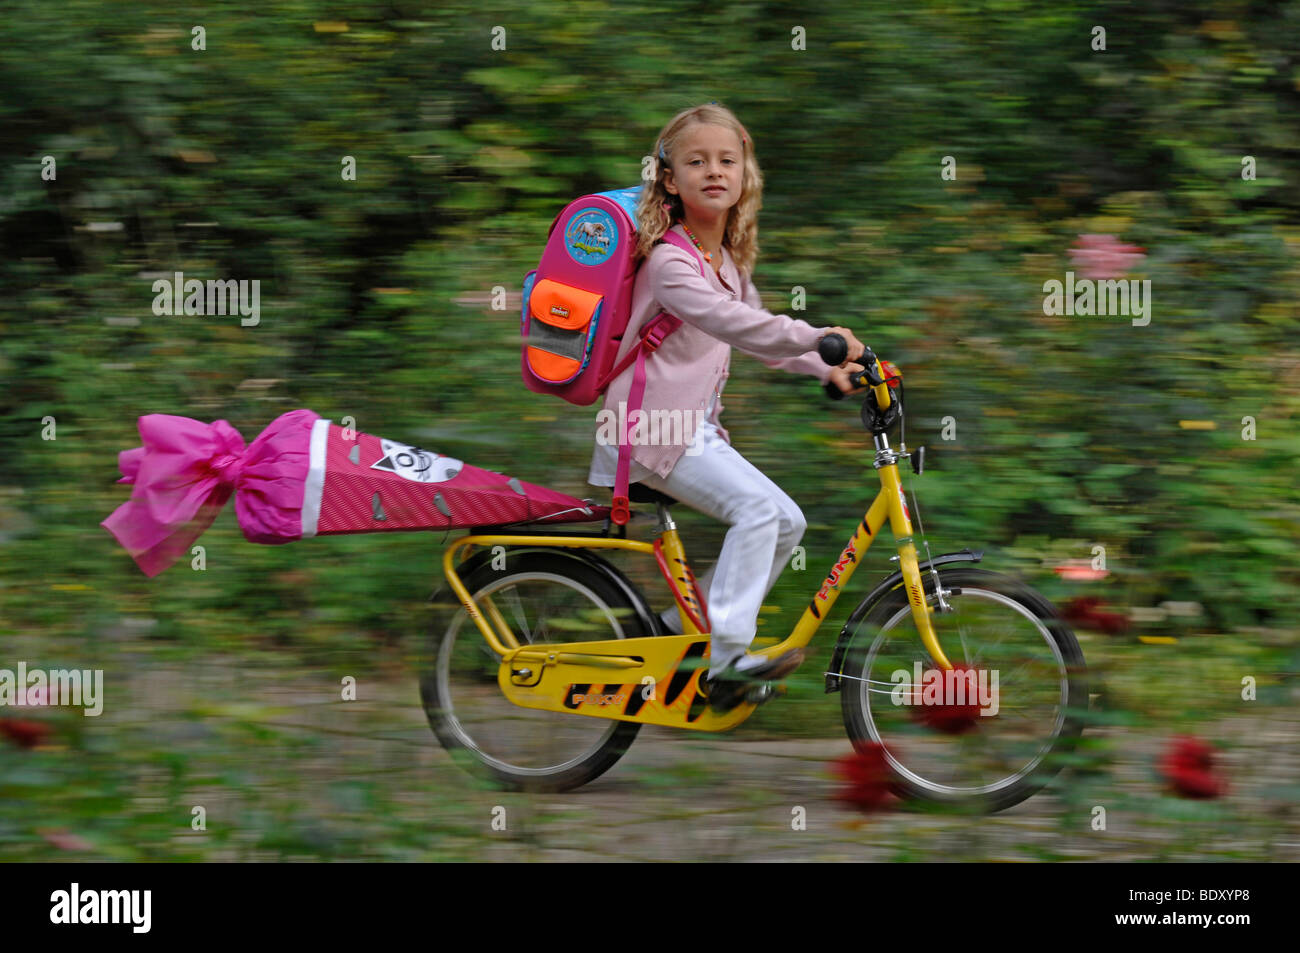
[663,123,744,218]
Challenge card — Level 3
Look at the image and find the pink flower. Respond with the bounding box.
[1069,234,1146,280]
[1054,559,1109,582]
[39,829,94,852]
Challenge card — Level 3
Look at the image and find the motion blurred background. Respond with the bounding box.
[0,1,1296,860]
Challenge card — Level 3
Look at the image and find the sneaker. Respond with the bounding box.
[704,649,805,713]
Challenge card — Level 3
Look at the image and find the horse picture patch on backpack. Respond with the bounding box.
[564,208,619,265]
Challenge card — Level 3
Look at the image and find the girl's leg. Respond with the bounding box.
[640,425,807,676]
[689,459,807,605]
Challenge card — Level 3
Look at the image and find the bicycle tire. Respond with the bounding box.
[420,549,650,792]
[840,567,1087,813]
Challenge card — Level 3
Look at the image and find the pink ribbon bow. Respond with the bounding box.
[101,409,318,576]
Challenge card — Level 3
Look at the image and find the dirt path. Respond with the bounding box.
[89,664,1299,862]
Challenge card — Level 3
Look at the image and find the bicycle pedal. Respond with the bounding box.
[745,682,781,705]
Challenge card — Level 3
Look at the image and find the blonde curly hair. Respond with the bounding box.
[634,103,764,278]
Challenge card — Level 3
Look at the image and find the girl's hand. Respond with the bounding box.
[822,327,865,365]
[829,362,869,395]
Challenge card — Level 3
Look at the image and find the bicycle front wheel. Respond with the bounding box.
[840,568,1087,813]
[420,550,652,793]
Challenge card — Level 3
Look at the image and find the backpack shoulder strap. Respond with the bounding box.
[608,227,708,525]
[595,228,706,390]
[659,227,707,274]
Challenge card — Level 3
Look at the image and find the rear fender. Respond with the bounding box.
[430,544,662,638]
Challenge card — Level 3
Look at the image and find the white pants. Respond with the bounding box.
[635,422,807,677]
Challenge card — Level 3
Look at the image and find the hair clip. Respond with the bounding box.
[658,140,667,162]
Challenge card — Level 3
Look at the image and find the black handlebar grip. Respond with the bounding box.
[819,334,888,400]
[818,332,847,366]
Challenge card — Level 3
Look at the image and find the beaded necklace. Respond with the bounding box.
[679,221,719,264]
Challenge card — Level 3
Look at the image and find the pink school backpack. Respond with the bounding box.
[521,185,706,524]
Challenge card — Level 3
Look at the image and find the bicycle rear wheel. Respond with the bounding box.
[840,568,1087,813]
[420,550,651,792]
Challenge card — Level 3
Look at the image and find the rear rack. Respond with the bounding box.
[467,518,627,538]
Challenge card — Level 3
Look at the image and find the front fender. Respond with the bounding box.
[824,548,984,692]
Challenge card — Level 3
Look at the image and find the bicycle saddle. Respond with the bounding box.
[626,483,678,507]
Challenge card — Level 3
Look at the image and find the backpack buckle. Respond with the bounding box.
[641,326,670,352]
[640,313,678,353]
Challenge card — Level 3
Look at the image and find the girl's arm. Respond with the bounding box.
[735,273,833,383]
[650,247,825,360]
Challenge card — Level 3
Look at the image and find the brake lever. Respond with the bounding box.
[823,366,883,400]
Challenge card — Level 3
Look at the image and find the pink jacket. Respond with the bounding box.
[598,224,832,479]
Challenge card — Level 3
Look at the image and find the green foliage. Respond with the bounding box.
[0,0,1296,858]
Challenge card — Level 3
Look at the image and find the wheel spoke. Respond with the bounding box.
[425,563,643,787]
[502,585,533,643]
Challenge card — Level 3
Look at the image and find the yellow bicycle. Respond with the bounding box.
[420,337,1088,813]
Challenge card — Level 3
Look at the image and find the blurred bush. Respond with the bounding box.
[1,0,1296,649]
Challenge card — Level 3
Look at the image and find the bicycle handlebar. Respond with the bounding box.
[818,333,894,410]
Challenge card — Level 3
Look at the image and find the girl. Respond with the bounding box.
[588,103,867,712]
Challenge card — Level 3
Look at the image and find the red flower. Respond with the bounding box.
[0,718,52,749]
[1159,735,1227,799]
[1068,234,1147,280]
[1062,595,1130,635]
[832,744,895,812]
[907,664,985,734]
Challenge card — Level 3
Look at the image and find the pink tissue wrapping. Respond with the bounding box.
[101,409,319,576]
[101,409,609,577]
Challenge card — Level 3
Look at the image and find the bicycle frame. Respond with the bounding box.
[440,407,957,732]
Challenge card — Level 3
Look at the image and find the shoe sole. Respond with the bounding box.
[704,649,804,712]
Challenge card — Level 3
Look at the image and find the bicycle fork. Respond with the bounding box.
[761,434,956,672]
[877,457,954,671]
